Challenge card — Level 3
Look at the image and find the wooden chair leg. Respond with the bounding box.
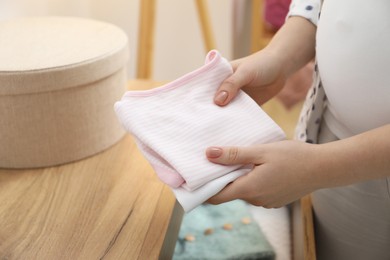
[137,0,215,79]
[250,0,263,53]
[292,195,317,260]
[194,0,216,52]
[137,0,156,79]
[251,0,277,52]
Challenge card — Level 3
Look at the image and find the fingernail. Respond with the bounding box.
[207,147,222,158]
[215,91,228,104]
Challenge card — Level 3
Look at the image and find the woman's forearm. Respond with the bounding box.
[313,124,390,188]
[265,16,317,77]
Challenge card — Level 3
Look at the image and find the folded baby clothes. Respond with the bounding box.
[172,166,253,212]
[114,50,285,212]
[173,200,275,260]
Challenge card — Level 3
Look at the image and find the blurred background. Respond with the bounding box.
[0,0,234,81]
[0,0,310,138]
[0,2,315,259]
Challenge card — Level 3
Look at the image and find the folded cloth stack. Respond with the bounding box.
[114,50,285,212]
[173,200,275,260]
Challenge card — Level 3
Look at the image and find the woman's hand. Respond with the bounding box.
[214,50,287,106]
[214,17,317,107]
[205,141,322,208]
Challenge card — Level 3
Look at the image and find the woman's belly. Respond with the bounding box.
[316,0,390,138]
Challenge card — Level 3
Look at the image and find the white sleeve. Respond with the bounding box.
[287,0,322,26]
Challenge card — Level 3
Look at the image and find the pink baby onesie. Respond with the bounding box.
[114,50,285,211]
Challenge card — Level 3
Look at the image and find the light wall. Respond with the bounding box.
[0,0,234,81]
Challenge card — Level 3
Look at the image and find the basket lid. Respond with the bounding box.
[0,16,128,95]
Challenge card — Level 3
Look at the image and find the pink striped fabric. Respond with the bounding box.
[114,50,285,211]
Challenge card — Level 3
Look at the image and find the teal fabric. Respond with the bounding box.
[173,200,275,260]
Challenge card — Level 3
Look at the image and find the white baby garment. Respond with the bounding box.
[114,50,285,211]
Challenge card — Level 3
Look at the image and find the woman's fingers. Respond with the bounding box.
[214,65,255,106]
[206,146,263,165]
[207,174,251,204]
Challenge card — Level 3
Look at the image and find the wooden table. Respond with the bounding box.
[0,79,316,260]
[0,80,184,260]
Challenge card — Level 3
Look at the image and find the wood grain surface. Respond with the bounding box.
[0,80,183,260]
[0,80,315,260]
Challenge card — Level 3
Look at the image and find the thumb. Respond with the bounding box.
[214,66,253,106]
[206,146,262,165]
[207,174,250,204]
